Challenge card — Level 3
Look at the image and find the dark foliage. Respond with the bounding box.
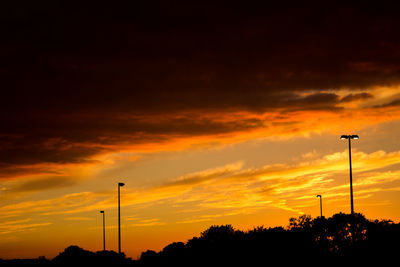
[135,213,400,266]
[52,246,133,266]
[0,256,52,267]
[1,213,399,266]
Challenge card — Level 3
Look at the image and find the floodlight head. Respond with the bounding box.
[100,210,104,213]
[118,182,125,187]
[340,135,349,140]
[351,135,359,139]
[316,195,321,198]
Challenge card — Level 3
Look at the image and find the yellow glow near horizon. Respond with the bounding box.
[1,86,400,259]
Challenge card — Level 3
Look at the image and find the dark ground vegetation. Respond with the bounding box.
[1,213,399,266]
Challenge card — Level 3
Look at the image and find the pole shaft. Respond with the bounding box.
[103,212,106,251]
[118,185,121,253]
[349,138,354,215]
[320,197,323,217]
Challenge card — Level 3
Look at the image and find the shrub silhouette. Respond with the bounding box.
[1,213,399,266]
[52,245,132,266]
[137,250,159,266]
[136,213,400,266]
[52,245,95,265]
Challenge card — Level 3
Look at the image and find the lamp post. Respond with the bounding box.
[340,134,359,215]
[316,195,323,218]
[100,210,105,251]
[118,182,125,254]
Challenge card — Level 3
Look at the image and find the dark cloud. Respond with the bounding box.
[340,93,374,103]
[0,90,345,173]
[1,1,400,175]
[2,1,400,112]
[373,98,400,108]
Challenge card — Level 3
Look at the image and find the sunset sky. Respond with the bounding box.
[1,1,400,259]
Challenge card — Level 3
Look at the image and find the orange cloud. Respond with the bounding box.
[2,148,399,222]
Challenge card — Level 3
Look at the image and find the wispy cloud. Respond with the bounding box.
[0,218,52,235]
[131,218,165,227]
[2,149,399,224]
[64,216,93,221]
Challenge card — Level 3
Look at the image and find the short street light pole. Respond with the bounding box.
[316,195,323,218]
[100,210,105,251]
[118,182,125,254]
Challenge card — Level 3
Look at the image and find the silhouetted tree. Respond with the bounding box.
[0,257,52,267]
[53,245,95,265]
[138,250,160,266]
[53,245,132,266]
[3,213,400,266]
[160,242,186,265]
[289,214,313,230]
[183,225,245,266]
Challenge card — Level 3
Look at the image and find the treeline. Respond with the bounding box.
[2,213,400,266]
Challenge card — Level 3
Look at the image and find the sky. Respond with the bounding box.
[1,0,400,259]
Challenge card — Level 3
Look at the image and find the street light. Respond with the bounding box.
[340,134,359,215]
[100,211,105,251]
[118,182,125,254]
[316,195,322,218]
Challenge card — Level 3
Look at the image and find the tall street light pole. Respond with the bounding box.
[118,182,125,254]
[316,195,323,217]
[100,210,105,251]
[340,134,359,215]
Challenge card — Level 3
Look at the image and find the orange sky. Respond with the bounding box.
[1,86,400,259]
[2,2,400,260]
